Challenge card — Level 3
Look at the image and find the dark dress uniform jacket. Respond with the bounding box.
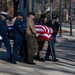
[0,18,8,35]
[13,18,24,37]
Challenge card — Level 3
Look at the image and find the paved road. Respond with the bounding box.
[57,22,75,40]
[0,39,75,75]
[62,23,75,29]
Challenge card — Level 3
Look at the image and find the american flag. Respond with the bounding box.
[35,25,53,41]
[7,24,53,41]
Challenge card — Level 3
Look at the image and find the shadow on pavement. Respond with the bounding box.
[0,40,75,75]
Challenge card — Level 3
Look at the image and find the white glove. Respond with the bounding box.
[0,36,3,40]
[36,33,39,37]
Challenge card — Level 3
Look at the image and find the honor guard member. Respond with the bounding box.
[11,12,25,64]
[25,12,38,65]
[0,12,11,62]
[35,14,47,61]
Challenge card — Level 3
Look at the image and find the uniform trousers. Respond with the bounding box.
[25,35,38,63]
[0,34,11,59]
[12,34,25,62]
[37,41,45,59]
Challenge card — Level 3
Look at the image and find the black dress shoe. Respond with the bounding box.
[7,59,10,62]
[45,58,51,61]
[27,62,36,65]
[23,60,28,63]
[7,53,12,62]
[39,58,45,61]
[7,58,12,62]
[11,61,17,64]
[35,58,45,62]
[53,59,59,62]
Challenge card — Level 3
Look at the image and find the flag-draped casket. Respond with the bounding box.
[7,24,53,41]
[35,25,53,41]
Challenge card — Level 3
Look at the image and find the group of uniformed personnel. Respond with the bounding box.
[0,11,60,65]
[0,11,38,65]
[0,12,23,64]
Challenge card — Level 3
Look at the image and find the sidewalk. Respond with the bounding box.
[56,27,75,43]
[0,39,75,75]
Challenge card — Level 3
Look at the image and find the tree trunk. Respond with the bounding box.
[65,9,69,22]
[28,0,32,12]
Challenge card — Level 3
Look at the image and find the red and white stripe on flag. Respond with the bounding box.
[35,25,53,41]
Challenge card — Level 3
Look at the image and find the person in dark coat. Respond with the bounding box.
[35,14,47,61]
[11,12,25,64]
[0,12,11,62]
[45,15,60,62]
